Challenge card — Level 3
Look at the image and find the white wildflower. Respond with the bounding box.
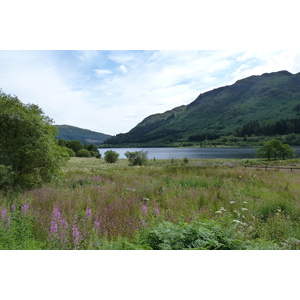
[215,211,222,214]
[230,201,235,204]
[242,207,248,211]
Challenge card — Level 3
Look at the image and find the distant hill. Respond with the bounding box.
[104,70,300,146]
[55,125,112,145]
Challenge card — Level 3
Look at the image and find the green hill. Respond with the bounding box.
[104,70,300,146]
[55,125,111,145]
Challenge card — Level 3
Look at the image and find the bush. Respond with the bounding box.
[104,150,119,163]
[76,149,91,158]
[140,220,243,250]
[65,148,76,157]
[125,151,148,166]
[0,90,69,190]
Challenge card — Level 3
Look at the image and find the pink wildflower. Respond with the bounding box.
[154,207,160,216]
[86,207,92,217]
[72,226,82,248]
[142,204,148,214]
[21,204,29,213]
[1,208,6,220]
[53,207,61,219]
[50,221,58,235]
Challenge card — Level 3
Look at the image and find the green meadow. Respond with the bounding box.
[1,157,300,250]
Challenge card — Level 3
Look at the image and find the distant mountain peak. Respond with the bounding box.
[104,70,300,146]
[55,125,112,145]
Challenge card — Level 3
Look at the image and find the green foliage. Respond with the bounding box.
[66,140,83,153]
[125,150,149,166]
[104,150,119,163]
[76,149,91,158]
[140,220,244,250]
[0,90,69,190]
[256,139,295,160]
[65,147,76,157]
[0,207,44,250]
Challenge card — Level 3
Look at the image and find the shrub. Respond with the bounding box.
[76,149,91,158]
[140,220,244,250]
[65,148,76,157]
[0,90,69,190]
[66,140,83,153]
[125,151,148,166]
[104,150,119,163]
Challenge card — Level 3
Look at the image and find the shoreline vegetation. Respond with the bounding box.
[1,156,300,250]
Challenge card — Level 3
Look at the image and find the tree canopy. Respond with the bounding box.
[256,139,295,160]
[0,90,69,189]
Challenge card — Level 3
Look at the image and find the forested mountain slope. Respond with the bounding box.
[105,71,300,146]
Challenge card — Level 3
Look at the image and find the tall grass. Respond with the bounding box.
[1,157,300,249]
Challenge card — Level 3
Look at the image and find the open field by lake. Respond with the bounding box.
[1,157,300,250]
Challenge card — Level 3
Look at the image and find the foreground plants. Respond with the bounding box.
[1,157,300,250]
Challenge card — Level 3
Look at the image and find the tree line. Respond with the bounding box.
[237,118,300,137]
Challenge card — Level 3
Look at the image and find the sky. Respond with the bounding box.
[1,50,300,136]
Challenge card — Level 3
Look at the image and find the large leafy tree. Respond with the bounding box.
[0,90,69,189]
[256,139,295,160]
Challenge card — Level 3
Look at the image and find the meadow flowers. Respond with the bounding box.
[21,204,29,213]
[50,221,58,235]
[1,208,6,220]
[154,207,160,216]
[72,225,82,248]
[86,207,92,217]
[142,204,148,214]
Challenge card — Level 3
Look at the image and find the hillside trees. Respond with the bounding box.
[0,90,69,189]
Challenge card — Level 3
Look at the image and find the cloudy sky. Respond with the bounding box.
[1,50,300,135]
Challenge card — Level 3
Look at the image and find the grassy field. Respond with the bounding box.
[1,157,300,250]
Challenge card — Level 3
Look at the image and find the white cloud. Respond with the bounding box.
[118,65,128,73]
[1,50,300,136]
[94,69,113,76]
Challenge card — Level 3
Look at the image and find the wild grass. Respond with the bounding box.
[1,157,300,249]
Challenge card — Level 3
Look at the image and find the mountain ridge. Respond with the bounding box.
[55,125,112,145]
[104,70,300,146]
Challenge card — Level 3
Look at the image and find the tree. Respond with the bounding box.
[104,150,119,163]
[280,143,296,160]
[125,151,148,166]
[0,90,69,189]
[256,139,295,160]
[76,149,91,157]
[66,140,83,154]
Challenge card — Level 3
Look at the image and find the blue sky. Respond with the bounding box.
[1,50,300,135]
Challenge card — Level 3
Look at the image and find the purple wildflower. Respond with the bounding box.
[11,204,16,211]
[53,207,61,219]
[21,204,29,213]
[72,226,82,248]
[154,207,160,216]
[142,204,148,214]
[94,221,100,229]
[50,221,58,235]
[1,208,6,220]
[86,207,92,217]
[59,219,68,244]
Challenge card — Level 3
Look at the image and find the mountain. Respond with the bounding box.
[55,125,112,145]
[104,70,300,146]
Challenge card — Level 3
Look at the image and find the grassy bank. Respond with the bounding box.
[1,157,300,250]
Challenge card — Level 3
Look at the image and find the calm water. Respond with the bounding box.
[99,147,300,160]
